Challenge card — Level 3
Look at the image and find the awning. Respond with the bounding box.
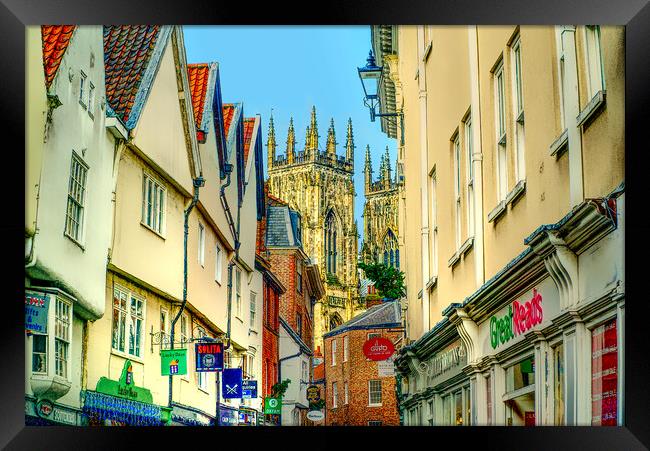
[82,391,170,426]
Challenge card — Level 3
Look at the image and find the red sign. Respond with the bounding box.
[363,337,395,361]
[524,411,535,426]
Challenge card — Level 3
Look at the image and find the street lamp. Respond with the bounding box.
[357,50,404,145]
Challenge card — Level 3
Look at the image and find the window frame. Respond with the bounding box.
[332,381,338,408]
[430,170,438,278]
[331,339,337,366]
[250,291,257,330]
[555,27,568,132]
[160,306,170,350]
[464,116,475,238]
[79,70,87,108]
[584,25,605,99]
[54,297,72,379]
[141,172,166,237]
[64,152,89,246]
[494,58,508,201]
[344,381,349,404]
[510,34,526,183]
[196,326,210,392]
[453,133,462,249]
[111,285,146,360]
[235,267,242,318]
[368,379,383,406]
[343,335,349,362]
[87,81,95,119]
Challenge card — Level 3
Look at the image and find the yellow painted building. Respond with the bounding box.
[372,25,624,426]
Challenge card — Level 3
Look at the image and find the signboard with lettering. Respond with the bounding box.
[222,368,243,399]
[478,277,560,355]
[161,349,188,376]
[195,342,223,372]
[306,385,321,404]
[25,291,49,334]
[378,356,396,377]
[307,410,325,421]
[363,337,395,361]
[95,360,154,403]
[264,397,282,415]
[242,380,258,399]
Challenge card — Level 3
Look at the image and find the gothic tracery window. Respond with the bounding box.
[325,210,338,275]
[383,229,399,269]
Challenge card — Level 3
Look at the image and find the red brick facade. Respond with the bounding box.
[262,277,280,397]
[269,250,314,350]
[324,328,400,426]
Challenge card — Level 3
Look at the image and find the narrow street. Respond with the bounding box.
[25,24,624,428]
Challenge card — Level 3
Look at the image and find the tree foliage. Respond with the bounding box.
[358,262,406,300]
[271,379,291,398]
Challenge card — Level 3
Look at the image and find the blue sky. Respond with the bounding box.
[183,26,397,242]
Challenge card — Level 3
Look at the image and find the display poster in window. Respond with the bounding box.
[591,319,618,426]
[242,380,257,399]
[160,349,188,376]
[222,368,243,399]
[25,291,49,334]
[195,342,223,372]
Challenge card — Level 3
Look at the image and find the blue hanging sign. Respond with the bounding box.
[195,342,224,372]
[222,368,243,399]
[242,380,258,399]
[25,291,50,334]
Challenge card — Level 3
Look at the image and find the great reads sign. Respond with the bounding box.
[490,288,543,350]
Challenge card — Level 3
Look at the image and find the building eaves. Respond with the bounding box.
[280,317,312,355]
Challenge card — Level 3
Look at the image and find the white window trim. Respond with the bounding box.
[141,171,167,238]
[453,135,462,250]
[331,339,337,366]
[64,151,89,248]
[494,59,508,202]
[510,35,526,184]
[465,116,475,240]
[368,380,383,407]
[198,222,205,267]
[54,296,72,379]
[429,170,438,279]
[555,26,568,134]
[196,326,210,393]
[343,335,349,362]
[215,244,223,284]
[160,306,170,350]
[235,268,242,319]
[249,291,257,331]
[583,25,605,100]
[87,81,95,119]
[111,284,146,362]
[79,70,87,109]
[332,382,338,409]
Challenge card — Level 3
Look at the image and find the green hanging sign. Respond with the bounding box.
[95,360,154,403]
[160,348,188,376]
[264,397,282,415]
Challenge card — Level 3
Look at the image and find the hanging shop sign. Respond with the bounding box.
[195,342,223,372]
[161,348,188,376]
[363,337,395,361]
[219,405,239,426]
[26,397,80,425]
[95,360,153,403]
[306,385,321,404]
[238,407,257,425]
[25,291,49,334]
[489,288,543,350]
[242,380,258,399]
[85,360,171,426]
[222,368,243,399]
[307,410,325,422]
[378,356,396,377]
[264,397,282,415]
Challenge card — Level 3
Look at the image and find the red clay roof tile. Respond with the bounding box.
[41,25,75,89]
[222,104,235,137]
[243,117,256,164]
[187,63,210,128]
[103,25,161,124]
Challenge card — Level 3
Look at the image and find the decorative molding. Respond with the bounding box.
[576,89,606,128]
[549,128,568,158]
[506,179,526,206]
[487,200,507,223]
[447,251,460,268]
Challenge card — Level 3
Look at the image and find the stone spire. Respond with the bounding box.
[395,156,400,185]
[384,146,392,189]
[304,125,311,152]
[345,118,355,163]
[364,144,373,193]
[287,117,296,164]
[379,152,386,185]
[267,114,276,169]
[308,106,319,151]
[326,118,337,155]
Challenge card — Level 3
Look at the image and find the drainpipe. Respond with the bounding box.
[278,351,303,426]
[168,175,205,408]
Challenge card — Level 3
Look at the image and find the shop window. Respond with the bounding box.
[504,356,536,426]
[554,344,565,425]
[464,386,471,426]
[54,298,71,378]
[427,400,434,426]
[455,391,463,425]
[32,334,47,374]
[591,319,618,426]
[443,395,451,425]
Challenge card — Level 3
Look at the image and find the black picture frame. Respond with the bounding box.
[3,0,648,449]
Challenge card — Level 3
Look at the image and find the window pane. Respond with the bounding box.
[506,356,535,392]
[32,334,47,373]
[591,319,618,426]
[455,391,463,425]
[554,344,565,425]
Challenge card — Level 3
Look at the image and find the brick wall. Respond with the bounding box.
[262,277,279,397]
[324,328,400,426]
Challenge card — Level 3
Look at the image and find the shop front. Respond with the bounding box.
[81,360,171,426]
[171,403,215,426]
[25,395,84,426]
[238,406,258,426]
[218,405,239,426]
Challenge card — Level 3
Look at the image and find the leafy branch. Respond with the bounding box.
[271,379,291,398]
[358,262,406,300]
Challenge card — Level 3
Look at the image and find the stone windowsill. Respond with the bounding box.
[549,128,569,157]
[447,251,460,268]
[577,90,606,128]
[506,179,526,206]
[425,276,437,291]
[487,200,507,223]
[458,236,474,257]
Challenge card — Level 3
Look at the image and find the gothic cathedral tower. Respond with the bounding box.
[361,145,400,268]
[267,106,360,352]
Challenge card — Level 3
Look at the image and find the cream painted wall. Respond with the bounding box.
[25,26,47,238]
[392,25,623,344]
[26,25,113,320]
[110,149,185,300]
[279,325,310,425]
[131,38,194,195]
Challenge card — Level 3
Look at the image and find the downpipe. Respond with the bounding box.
[168,175,205,408]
